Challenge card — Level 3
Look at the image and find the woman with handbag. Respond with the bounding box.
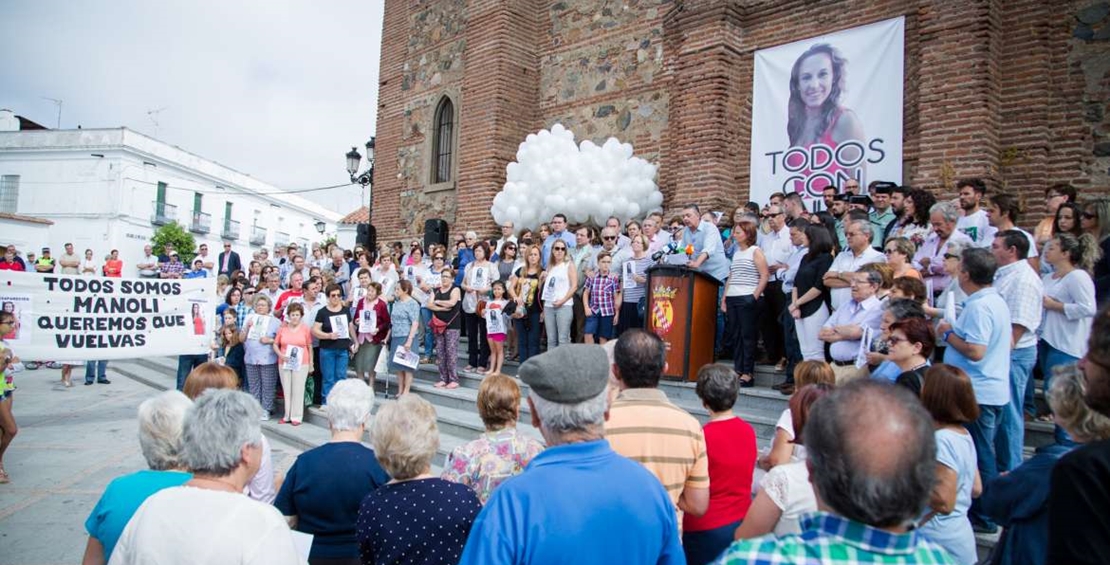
[461,242,497,372]
[428,269,462,389]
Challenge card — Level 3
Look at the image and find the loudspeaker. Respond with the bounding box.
[357,223,376,252]
[424,219,448,250]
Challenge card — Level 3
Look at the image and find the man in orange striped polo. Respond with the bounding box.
[606,329,709,527]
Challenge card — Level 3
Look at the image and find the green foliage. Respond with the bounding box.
[151,222,197,263]
[318,235,337,249]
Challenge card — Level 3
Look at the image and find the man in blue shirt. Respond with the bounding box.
[541,213,577,268]
[937,247,1011,533]
[453,231,477,286]
[679,204,729,282]
[458,344,683,565]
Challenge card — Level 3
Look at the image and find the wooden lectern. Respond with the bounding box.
[645,265,721,382]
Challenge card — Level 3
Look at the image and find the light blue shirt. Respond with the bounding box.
[918,429,978,565]
[823,295,884,361]
[681,220,730,282]
[458,439,683,565]
[943,287,1011,406]
[541,230,576,269]
[84,469,192,561]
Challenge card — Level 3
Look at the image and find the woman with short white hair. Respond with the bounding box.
[276,379,390,565]
[356,395,481,565]
[82,391,194,565]
[109,390,301,565]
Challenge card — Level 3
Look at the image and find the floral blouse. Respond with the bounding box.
[440,427,545,504]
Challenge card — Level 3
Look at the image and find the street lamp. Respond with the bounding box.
[314,220,326,234]
[346,136,376,228]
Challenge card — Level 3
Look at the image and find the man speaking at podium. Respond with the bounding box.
[679,204,729,283]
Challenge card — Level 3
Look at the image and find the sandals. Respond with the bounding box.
[738,374,755,388]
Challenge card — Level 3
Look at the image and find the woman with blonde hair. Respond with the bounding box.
[356,395,481,564]
[760,360,835,469]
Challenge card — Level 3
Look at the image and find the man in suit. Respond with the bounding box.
[217,242,242,277]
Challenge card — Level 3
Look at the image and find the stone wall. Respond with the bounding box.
[368,0,1110,244]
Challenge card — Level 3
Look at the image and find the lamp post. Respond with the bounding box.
[346,136,375,225]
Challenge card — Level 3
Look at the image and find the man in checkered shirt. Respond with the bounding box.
[713,380,957,565]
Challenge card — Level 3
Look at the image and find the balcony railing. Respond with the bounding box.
[275,231,291,247]
[190,210,211,234]
[151,201,177,226]
[221,218,241,241]
[249,225,267,246]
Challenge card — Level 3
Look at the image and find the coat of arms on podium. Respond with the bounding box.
[649,285,678,337]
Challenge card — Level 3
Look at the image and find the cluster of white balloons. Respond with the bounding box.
[491,123,664,229]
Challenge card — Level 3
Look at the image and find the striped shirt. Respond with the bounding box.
[605,388,709,527]
[726,246,761,297]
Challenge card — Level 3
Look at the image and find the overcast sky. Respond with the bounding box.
[0,1,383,215]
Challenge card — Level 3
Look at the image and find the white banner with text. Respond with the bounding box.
[0,272,216,361]
[749,17,904,209]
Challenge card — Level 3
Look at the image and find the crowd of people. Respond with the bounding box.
[1,178,1109,564]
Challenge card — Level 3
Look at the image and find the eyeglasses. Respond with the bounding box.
[602,236,617,241]
[433,256,444,261]
[762,212,784,218]
[552,247,567,251]
[669,226,681,232]
[888,335,910,346]
[884,248,899,254]
[1082,212,1097,220]
[943,253,960,260]
[328,292,342,298]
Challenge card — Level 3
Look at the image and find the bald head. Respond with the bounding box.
[804,380,935,528]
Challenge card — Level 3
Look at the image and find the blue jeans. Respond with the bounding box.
[175,354,208,390]
[967,403,1005,528]
[683,519,742,565]
[515,310,542,363]
[84,360,109,383]
[1039,340,1080,446]
[997,345,1036,472]
[318,347,349,403]
[420,307,435,358]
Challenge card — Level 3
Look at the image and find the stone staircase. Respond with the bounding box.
[115,342,1060,560]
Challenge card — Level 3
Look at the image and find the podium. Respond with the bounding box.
[645,265,722,382]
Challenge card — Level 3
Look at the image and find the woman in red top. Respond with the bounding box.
[352,282,390,383]
[103,249,123,277]
[272,302,313,425]
[683,364,758,565]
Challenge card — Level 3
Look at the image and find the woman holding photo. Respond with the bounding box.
[241,295,280,420]
[314,283,353,404]
[461,242,496,372]
[617,234,653,336]
[389,280,421,396]
[273,303,312,426]
[352,282,390,384]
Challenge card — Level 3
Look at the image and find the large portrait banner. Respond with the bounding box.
[0,272,215,361]
[749,16,905,209]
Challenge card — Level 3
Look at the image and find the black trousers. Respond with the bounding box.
[463,311,489,368]
[758,281,785,360]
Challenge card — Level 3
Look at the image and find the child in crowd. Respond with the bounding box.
[582,251,621,344]
[484,281,513,375]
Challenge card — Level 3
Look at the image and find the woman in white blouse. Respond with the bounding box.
[81,249,100,275]
[1039,233,1098,426]
[735,383,832,539]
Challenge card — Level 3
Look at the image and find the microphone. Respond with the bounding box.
[651,241,679,261]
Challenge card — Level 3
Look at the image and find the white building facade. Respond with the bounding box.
[0,127,342,277]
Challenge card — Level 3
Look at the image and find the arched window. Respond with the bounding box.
[432,97,455,184]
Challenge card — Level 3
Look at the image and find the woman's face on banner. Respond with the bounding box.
[798,52,833,108]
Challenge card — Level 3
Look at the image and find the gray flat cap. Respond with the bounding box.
[518,344,609,404]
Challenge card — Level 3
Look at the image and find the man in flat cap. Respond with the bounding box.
[606,329,709,528]
[458,344,682,565]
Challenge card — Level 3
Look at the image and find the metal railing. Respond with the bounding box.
[249,225,267,246]
[222,218,241,240]
[190,210,211,234]
[151,201,177,226]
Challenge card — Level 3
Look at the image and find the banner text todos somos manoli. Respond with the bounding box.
[0,272,216,361]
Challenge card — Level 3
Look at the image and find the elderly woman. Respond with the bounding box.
[684,364,758,565]
[82,391,194,565]
[241,294,280,420]
[276,380,390,565]
[981,365,1110,565]
[182,363,277,504]
[111,391,301,564]
[356,395,481,565]
[442,374,544,503]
